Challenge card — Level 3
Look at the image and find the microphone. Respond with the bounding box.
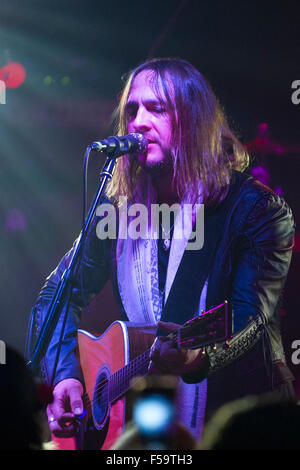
[89,133,148,158]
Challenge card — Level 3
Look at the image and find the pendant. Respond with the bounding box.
[163,238,171,251]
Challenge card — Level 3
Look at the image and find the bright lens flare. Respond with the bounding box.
[133,394,173,435]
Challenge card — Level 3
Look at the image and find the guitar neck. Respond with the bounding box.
[107,301,231,404]
[108,348,152,403]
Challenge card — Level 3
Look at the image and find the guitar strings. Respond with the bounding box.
[79,324,199,414]
[91,348,151,399]
[80,346,153,414]
[81,327,179,404]
[81,373,149,416]
[79,324,201,415]
[81,344,183,417]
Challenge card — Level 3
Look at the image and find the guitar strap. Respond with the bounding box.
[158,172,251,333]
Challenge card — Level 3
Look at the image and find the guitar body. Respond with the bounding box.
[52,321,155,450]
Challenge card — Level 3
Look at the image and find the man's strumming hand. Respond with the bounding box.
[47,378,84,438]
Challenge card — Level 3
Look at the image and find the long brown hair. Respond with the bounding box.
[106,58,249,206]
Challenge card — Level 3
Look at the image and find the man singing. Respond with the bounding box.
[26,58,295,444]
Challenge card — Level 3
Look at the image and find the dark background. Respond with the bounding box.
[0,0,299,391]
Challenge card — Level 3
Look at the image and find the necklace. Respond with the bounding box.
[160,223,174,251]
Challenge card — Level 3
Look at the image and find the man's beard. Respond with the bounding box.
[137,147,174,179]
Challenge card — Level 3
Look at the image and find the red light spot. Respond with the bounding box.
[0,62,26,88]
[293,233,300,252]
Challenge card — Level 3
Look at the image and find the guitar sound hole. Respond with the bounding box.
[92,366,110,430]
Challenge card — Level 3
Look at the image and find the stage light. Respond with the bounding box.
[0,62,26,88]
[61,76,70,86]
[43,75,53,85]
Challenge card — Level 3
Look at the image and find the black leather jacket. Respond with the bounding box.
[26,171,295,415]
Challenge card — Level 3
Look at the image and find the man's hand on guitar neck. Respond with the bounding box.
[148,321,208,377]
[47,378,84,437]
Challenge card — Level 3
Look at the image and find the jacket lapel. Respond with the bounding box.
[159,172,250,330]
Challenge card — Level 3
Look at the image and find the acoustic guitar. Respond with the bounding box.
[52,301,232,450]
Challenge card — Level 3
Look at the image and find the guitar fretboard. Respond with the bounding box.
[100,301,230,406]
[108,348,151,403]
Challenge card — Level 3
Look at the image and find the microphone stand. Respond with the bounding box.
[27,149,116,375]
